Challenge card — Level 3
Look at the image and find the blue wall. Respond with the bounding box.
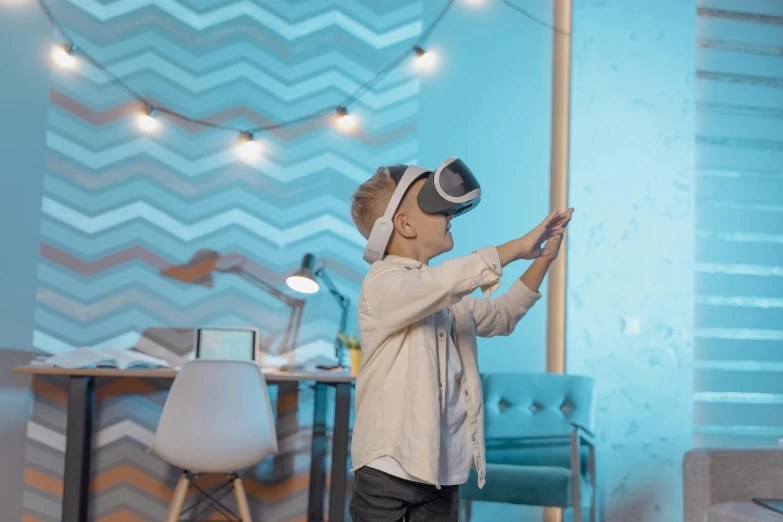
[0,1,51,351]
[567,1,696,521]
[0,3,53,520]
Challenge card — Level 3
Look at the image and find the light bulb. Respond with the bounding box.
[52,44,76,69]
[237,132,261,161]
[414,46,436,72]
[136,107,159,133]
[334,107,357,132]
[286,275,320,294]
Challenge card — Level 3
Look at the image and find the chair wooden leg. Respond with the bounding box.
[570,430,583,522]
[165,472,190,522]
[543,507,563,522]
[233,477,252,522]
[588,449,597,522]
[462,499,472,522]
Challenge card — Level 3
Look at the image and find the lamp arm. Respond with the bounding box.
[315,268,351,365]
[315,268,351,315]
[238,271,305,308]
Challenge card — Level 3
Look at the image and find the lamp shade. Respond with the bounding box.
[286,253,320,294]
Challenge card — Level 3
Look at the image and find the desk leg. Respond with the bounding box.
[308,383,328,522]
[328,383,351,522]
[62,376,95,522]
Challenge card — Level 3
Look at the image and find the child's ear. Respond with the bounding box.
[392,212,416,239]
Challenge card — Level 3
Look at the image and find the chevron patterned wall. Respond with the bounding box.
[35,0,424,358]
[25,0,423,520]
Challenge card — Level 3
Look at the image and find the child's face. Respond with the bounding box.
[396,179,454,260]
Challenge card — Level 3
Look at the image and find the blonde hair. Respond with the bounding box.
[350,167,398,239]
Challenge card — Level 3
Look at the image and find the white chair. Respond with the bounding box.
[151,360,278,522]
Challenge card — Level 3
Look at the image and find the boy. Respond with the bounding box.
[348,161,573,522]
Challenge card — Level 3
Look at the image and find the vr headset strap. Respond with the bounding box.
[381,166,428,221]
[362,165,429,264]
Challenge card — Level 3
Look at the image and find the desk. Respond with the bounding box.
[13,366,354,522]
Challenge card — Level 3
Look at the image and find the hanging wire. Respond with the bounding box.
[36,0,459,136]
[501,0,571,36]
[417,0,456,45]
[154,107,248,132]
[340,48,418,108]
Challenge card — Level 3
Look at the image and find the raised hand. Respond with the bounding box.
[517,208,574,260]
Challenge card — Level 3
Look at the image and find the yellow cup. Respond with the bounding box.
[350,349,363,376]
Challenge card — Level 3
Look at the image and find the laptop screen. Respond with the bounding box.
[195,328,257,361]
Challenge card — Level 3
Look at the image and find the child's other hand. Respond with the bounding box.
[517,208,574,260]
[540,230,565,262]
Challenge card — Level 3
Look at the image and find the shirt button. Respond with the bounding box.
[439,333,444,338]
[464,390,469,396]
[472,435,476,442]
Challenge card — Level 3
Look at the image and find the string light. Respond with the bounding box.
[31,0,567,148]
[51,43,76,69]
[237,132,261,161]
[413,46,436,72]
[136,106,159,134]
[334,107,357,132]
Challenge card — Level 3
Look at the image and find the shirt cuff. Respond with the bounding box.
[475,246,503,276]
[506,278,542,310]
[474,247,503,297]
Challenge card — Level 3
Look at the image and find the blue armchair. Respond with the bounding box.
[460,373,598,522]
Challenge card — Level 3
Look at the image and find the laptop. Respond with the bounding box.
[194,327,259,362]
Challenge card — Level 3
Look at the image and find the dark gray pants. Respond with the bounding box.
[349,467,460,522]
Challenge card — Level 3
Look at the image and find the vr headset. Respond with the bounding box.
[363,157,481,264]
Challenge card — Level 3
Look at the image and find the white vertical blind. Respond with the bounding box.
[694,0,783,447]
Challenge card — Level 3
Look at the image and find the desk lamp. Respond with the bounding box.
[160,250,305,354]
[286,254,350,369]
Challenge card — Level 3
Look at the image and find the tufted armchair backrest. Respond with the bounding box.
[481,373,596,468]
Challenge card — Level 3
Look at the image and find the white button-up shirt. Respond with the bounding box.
[367,306,472,485]
[351,247,541,488]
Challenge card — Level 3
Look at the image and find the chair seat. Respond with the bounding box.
[709,502,783,522]
[459,463,590,508]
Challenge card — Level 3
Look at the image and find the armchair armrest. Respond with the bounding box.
[493,423,595,445]
[684,448,783,522]
[571,422,596,447]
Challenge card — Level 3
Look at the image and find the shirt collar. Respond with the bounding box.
[382,255,427,270]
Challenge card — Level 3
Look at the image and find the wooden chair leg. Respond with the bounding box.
[458,499,472,522]
[543,507,563,522]
[570,430,583,522]
[233,477,252,522]
[588,446,597,522]
[165,472,190,522]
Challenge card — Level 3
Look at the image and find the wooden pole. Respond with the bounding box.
[544,1,572,521]
[546,0,572,376]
